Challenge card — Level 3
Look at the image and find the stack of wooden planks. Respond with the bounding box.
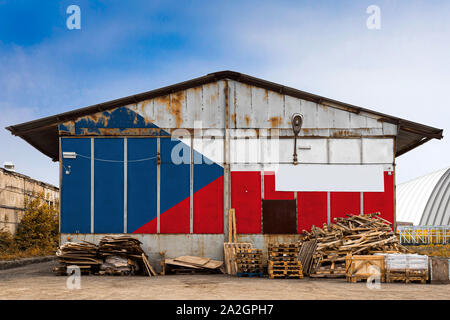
[53,241,102,275]
[301,212,411,278]
[236,248,263,277]
[98,235,150,276]
[268,243,303,279]
[98,236,146,259]
[165,255,223,274]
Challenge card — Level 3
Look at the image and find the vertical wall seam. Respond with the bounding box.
[90,138,94,233]
[224,79,230,240]
[327,191,331,225]
[190,135,194,234]
[360,192,364,216]
[157,137,161,234]
[124,138,127,233]
[58,137,62,240]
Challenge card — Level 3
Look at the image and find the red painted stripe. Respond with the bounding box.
[231,171,261,234]
[132,217,157,234]
[297,192,328,232]
[160,196,191,234]
[330,192,360,220]
[194,176,224,234]
[264,172,295,200]
[364,171,394,224]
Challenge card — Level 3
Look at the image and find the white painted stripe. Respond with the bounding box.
[276,164,385,192]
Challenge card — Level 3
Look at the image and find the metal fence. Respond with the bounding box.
[398,226,450,245]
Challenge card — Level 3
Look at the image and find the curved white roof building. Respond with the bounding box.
[397,167,450,226]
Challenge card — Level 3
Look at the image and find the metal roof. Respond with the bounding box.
[397,167,450,225]
[5,70,444,161]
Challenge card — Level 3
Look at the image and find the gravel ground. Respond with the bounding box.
[0,261,448,300]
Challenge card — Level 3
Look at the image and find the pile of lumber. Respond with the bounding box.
[165,255,223,274]
[301,212,410,278]
[98,236,146,259]
[53,241,102,275]
[236,248,263,277]
[98,235,154,276]
[268,243,303,279]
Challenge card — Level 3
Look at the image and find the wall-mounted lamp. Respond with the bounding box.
[63,152,77,159]
[291,113,303,165]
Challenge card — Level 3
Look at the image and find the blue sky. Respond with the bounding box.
[0,0,449,186]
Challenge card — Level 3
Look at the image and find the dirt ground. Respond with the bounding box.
[0,261,448,300]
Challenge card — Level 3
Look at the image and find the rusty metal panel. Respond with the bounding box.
[267,91,284,128]
[262,200,297,234]
[382,122,397,135]
[332,108,351,128]
[251,86,268,128]
[234,81,252,128]
[202,82,224,128]
[317,104,332,129]
[284,95,302,127]
[329,138,362,163]
[362,138,394,164]
[350,112,367,128]
[366,116,382,129]
[186,85,203,128]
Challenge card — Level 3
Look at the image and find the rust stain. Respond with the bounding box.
[331,129,359,138]
[264,89,268,101]
[169,91,185,128]
[269,116,282,128]
[231,113,236,126]
[140,100,151,124]
[193,86,202,93]
[78,128,162,136]
[244,115,251,126]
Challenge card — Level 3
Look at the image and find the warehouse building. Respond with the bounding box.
[6,71,444,261]
[397,166,450,226]
[0,164,59,234]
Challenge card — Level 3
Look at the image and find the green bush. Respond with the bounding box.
[14,194,59,251]
[0,228,15,252]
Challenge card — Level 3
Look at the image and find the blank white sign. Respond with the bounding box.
[275,164,385,192]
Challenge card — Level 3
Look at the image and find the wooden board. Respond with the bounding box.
[165,259,202,269]
[174,256,211,267]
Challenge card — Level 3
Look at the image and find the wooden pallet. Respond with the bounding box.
[385,269,428,284]
[224,242,252,275]
[268,243,300,248]
[269,273,303,279]
[269,260,302,266]
[237,272,264,278]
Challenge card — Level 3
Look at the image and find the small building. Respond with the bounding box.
[0,165,59,234]
[6,71,444,261]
